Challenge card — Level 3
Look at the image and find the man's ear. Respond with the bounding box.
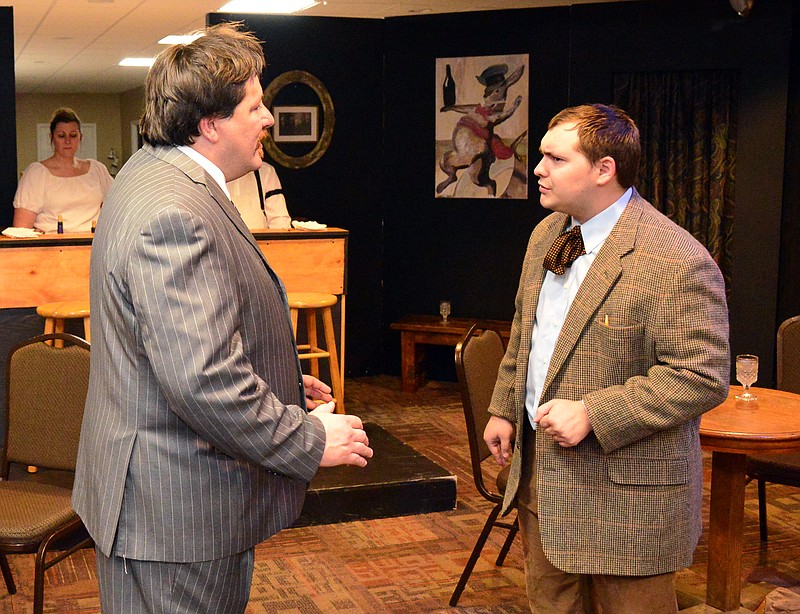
[198,116,220,145]
[596,156,616,186]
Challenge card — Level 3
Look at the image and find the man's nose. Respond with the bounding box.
[262,108,274,129]
[534,158,545,177]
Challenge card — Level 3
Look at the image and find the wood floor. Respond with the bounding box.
[3,375,800,613]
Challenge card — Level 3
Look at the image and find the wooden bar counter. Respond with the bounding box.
[0,228,349,432]
[0,228,349,389]
[0,228,348,308]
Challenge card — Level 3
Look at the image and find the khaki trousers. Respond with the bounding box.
[518,420,678,614]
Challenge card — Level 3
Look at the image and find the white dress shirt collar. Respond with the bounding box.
[177,145,231,200]
[569,187,633,256]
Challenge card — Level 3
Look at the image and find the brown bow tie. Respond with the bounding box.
[543,225,586,275]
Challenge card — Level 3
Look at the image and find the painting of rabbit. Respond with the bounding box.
[435,54,529,199]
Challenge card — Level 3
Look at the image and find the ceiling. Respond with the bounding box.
[6,0,608,95]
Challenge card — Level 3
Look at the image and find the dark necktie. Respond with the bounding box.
[543,225,586,275]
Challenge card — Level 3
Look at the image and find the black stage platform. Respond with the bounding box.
[294,422,457,526]
[8,422,456,528]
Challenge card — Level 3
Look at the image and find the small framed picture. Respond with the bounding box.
[273,106,318,142]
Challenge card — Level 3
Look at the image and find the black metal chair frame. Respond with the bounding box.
[450,323,518,607]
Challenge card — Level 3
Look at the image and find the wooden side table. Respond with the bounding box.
[390,315,511,393]
[700,385,800,611]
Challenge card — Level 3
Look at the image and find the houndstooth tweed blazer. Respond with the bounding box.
[489,189,730,576]
[73,144,326,562]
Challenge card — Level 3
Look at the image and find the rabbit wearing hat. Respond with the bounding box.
[437,63,525,197]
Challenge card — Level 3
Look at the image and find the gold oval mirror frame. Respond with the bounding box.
[262,70,335,169]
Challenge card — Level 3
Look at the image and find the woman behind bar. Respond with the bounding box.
[13,107,113,233]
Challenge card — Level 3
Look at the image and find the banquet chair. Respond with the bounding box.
[0,333,94,613]
[28,300,90,473]
[746,315,800,541]
[450,323,518,607]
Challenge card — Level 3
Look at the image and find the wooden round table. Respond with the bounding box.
[700,385,800,610]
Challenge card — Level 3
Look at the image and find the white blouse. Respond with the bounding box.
[13,159,113,233]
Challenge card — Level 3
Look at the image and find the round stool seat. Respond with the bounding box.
[36,300,90,320]
[286,292,338,309]
[36,299,91,344]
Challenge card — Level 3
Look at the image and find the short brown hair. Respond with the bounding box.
[50,108,81,134]
[139,22,265,146]
[548,104,641,189]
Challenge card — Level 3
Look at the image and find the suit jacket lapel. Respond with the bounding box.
[150,145,272,270]
[541,194,643,399]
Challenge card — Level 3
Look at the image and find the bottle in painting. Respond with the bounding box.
[442,64,456,108]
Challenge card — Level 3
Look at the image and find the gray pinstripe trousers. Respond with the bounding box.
[95,548,255,613]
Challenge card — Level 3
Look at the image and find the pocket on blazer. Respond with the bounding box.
[606,456,689,486]
[593,316,645,346]
[591,317,649,380]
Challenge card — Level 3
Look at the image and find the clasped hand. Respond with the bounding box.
[310,405,373,468]
[483,398,592,466]
[304,375,373,468]
[535,399,592,448]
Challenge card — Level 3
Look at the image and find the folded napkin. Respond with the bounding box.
[2,227,41,238]
[291,220,328,230]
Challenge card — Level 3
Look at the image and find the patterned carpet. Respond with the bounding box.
[3,375,800,613]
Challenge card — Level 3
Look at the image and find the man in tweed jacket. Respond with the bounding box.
[72,23,372,613]
[484,104,729,612]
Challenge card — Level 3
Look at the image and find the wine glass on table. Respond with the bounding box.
[735,354,758,401]
[439,300,451,324]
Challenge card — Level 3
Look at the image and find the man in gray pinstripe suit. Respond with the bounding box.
[72,23,372,613]
[484,104,729,612]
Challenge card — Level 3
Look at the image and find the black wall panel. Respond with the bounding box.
[210,13,386,375]
[569,0,793,384]
[0,7,17,227]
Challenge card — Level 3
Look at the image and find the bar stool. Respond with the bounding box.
[36,300,91,346]
[286,292,344,414]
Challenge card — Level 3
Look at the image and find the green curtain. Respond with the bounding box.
[613,71,737,292]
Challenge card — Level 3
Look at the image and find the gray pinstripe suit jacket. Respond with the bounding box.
[73,144,325,562]
[489,190,730,576]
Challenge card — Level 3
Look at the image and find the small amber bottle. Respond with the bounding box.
[91,219,97,233]
[57,215,63,234]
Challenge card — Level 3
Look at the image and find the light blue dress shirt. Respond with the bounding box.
[525,188,632,428]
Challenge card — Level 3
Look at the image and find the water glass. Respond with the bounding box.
[735,354,758,401]
[439,300,451,323]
